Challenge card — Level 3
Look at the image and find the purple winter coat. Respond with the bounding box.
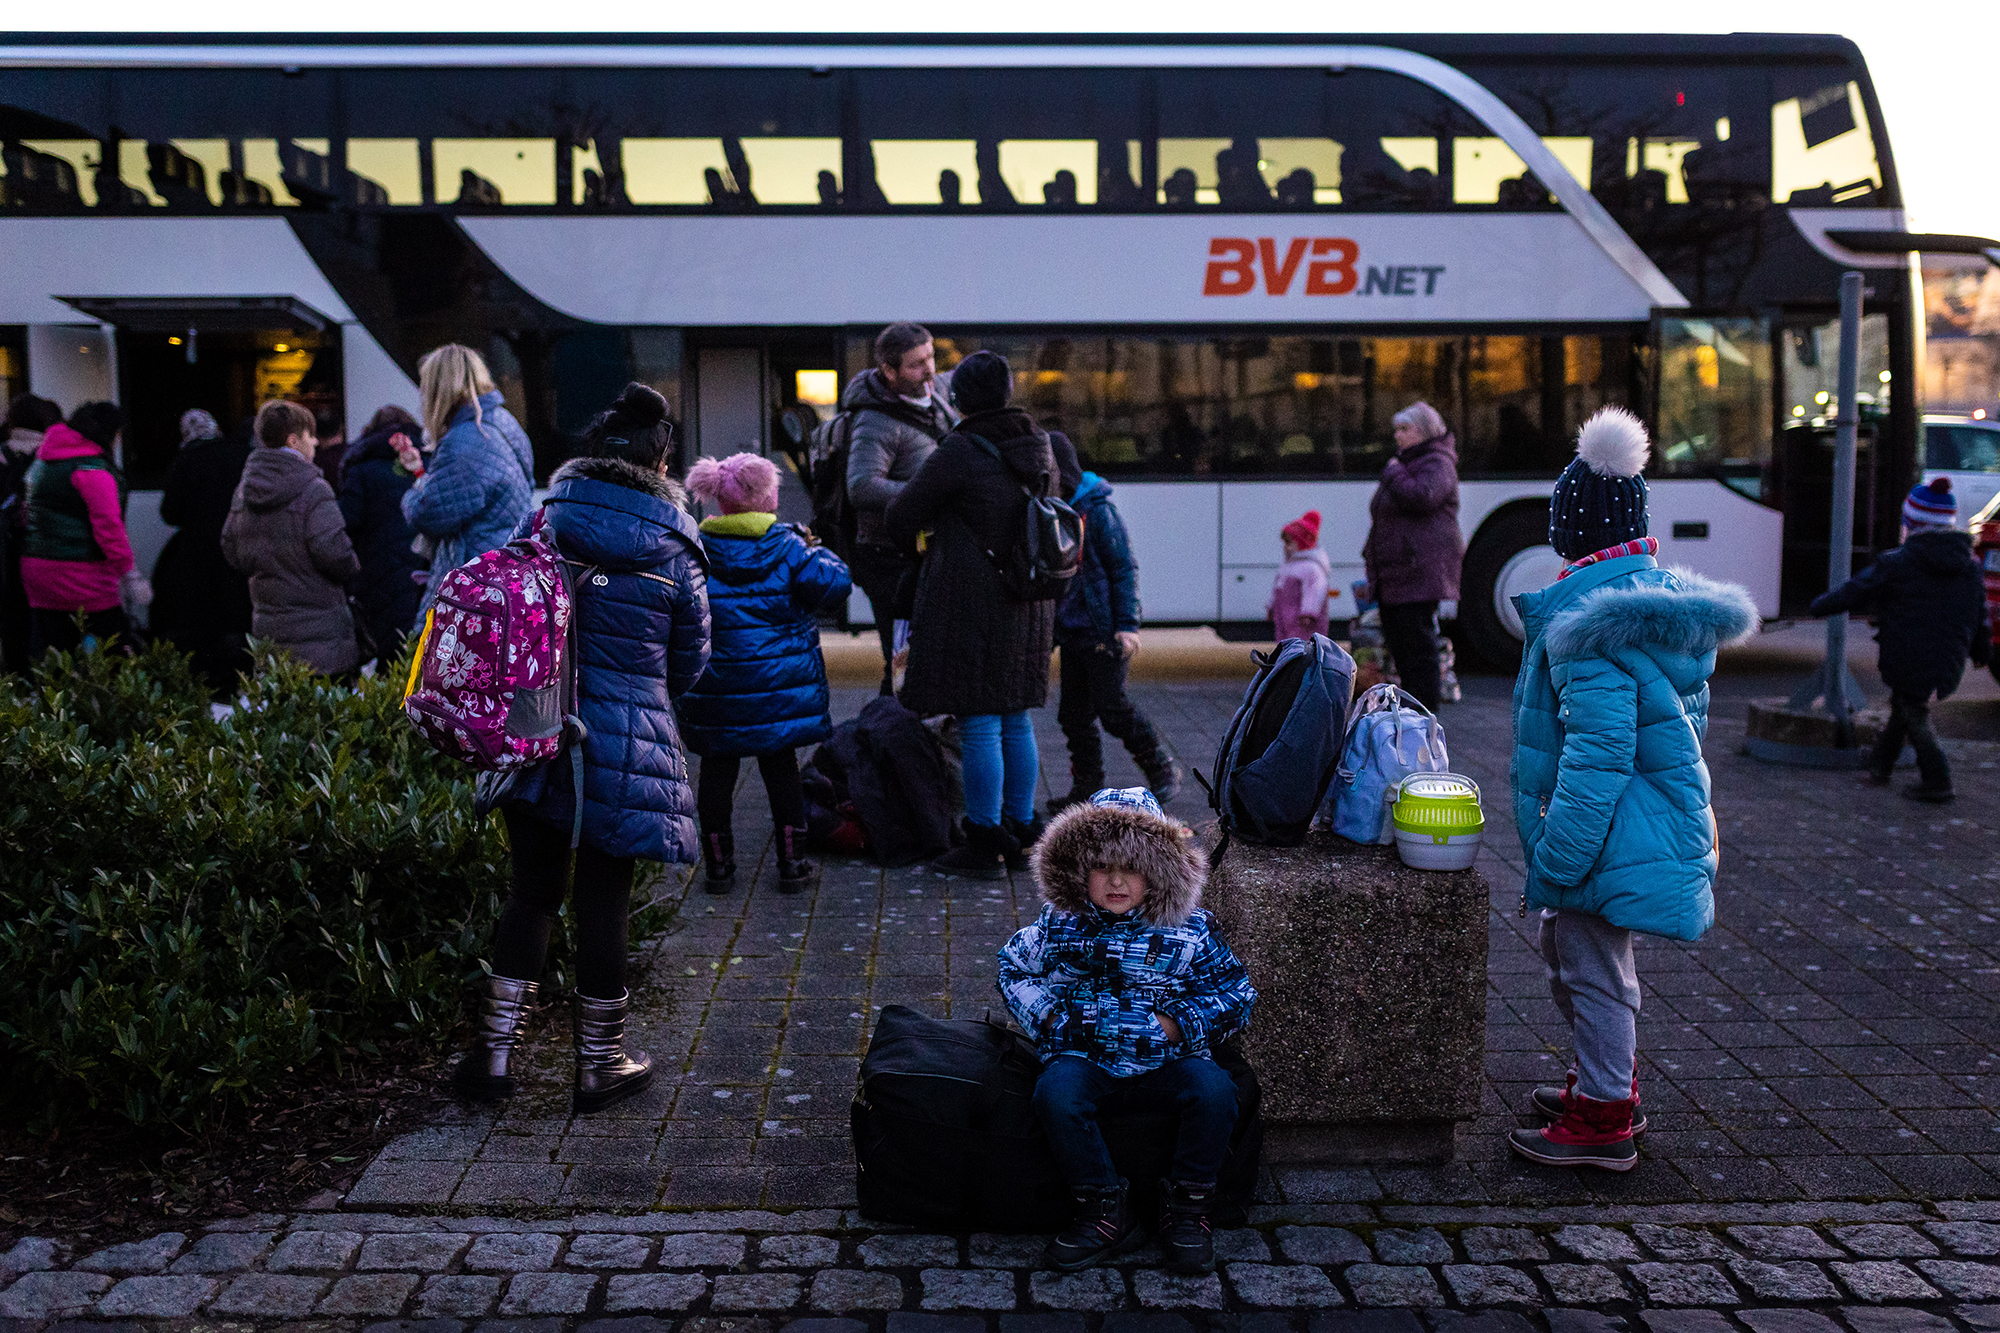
[1361,433,1463,605]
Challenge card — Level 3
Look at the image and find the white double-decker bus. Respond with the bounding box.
[0,34,1932,663]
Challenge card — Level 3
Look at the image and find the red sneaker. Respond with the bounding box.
[1508,1093,1639,1171]
[1530,1070,1647,1134]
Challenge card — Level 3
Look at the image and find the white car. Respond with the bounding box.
[1922,414,2000,525]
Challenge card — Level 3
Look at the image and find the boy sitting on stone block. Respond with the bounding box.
[996,788,1257,1276]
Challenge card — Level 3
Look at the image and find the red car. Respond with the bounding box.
[1973,493,2000,685]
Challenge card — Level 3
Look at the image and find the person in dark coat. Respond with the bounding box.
[1360,400,1463,712]
[1811,476,1990,802]
[1,393,63,672]
[886,350,1058,879]
[152,408,254,692]
[1050,459,1181,811]
[338,404,428,665]
[679,451,851,895]
[220,400,362,677]
[454,382,711,1116]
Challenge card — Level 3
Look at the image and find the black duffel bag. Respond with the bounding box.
[851,1004,1263,1233]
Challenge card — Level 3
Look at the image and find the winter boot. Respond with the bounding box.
[572,990,653,1114]
[1157,1177,1217,1274]
[929,820,1018,881]
[1530,1069,1646,1134]
[776,826,816,895]
[451,974,538,1101]
[1140,754,1185,804]
[1044,1179,1144,1272]
[1507,1093,1639,1171]
[1002,812,1048,872]
[703,832,736,894]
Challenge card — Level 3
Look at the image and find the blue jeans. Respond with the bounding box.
[1032,1054,1238,1190]
[960,710,1038,827]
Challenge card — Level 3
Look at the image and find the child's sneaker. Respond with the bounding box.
[1529,1070,1647,1134]
[1507,1094,1639,1171]
[1044,1179,1143,1272]
[1156,1177,1216,1274]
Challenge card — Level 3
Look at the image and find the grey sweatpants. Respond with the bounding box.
[1538,908,1641,1104]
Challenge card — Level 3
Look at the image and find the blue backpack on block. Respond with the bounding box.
[1197,634,1357,849]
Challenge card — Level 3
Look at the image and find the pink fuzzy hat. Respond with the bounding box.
[686,452,780,514]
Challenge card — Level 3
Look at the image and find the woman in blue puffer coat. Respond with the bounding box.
[1507,408,1757,1174]
[678,451,851,896]
[451,382,711,1116]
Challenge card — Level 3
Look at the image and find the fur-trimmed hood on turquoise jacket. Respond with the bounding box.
[1510,553,1758,942]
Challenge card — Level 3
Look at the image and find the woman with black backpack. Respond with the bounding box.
[886,350,1059,880]
[449,382,712,1114]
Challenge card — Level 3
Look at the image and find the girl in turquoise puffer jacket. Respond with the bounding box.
[1508,408,1757,1172]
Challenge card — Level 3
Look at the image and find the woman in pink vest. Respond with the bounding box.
[20,401,148,657]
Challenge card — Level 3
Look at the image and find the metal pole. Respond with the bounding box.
[1825,270,1864,734]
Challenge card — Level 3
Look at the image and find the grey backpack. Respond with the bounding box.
[1196,633,1358,851]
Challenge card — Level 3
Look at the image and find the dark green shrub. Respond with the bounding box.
[0,642,511,1131]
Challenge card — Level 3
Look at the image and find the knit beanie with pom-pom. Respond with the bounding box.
[686,451,780,514]
[1902,476,1957,531]
[1281,509,1321,550]
[1549,406,1651,561]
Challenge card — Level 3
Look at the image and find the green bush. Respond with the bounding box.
[0,642,512,1131]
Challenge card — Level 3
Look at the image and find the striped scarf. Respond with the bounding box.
[1558,535,1658,580]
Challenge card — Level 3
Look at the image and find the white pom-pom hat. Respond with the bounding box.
[1549,406,1652,560]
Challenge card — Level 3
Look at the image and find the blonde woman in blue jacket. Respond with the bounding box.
[1508,408,1757,1171]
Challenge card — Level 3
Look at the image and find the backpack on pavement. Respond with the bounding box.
[805,411,858,563]
[403,509,591,841]
[964,433,1084,602]
[1326,684,1451,845]
[851,1004,1263,1232]
[1195,633,1357,850]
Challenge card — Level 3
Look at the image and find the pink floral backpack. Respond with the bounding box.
[403,511,590,810]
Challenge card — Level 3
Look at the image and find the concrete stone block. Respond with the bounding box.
[416,1276,504,1318]
[861,1235,959,1269]
[1916,1261,2000,1299]
[1552,1227,1639,1261]
[1226,1264,1341,1307]
[1461,1228,1547,1263]
[0,1238,65,1284]
[1637,1314,1734,1333]
[1738,1312,1843,1333]
[1840,1311,1955,1333]
[0,1271,113,1319]
[319,1273,423,1316]
[1428,1314,1537,1333]
[1930,1222,2000,1255]
[207,1273,329,1317]
[603,1274,710,1312]
[970,1235,1049,1269]
[782,1321,868,1333]
[361,1234,477,1271]
[1542,1314,1627,1333]
[1626,1264,1739,1305]
[1833,1225,1938,1258]
[1126,1272,1225,1310]
[270,1230,366,1273]
[1631,1226,1727,1260]
[998,1315,1087,1333]
[1728,1260,1838,1301]
[500,1273,601,1316]
[807,1271,903,1312]
[1310,1314,1425,1333]
[1440,1265,1540,1306]
[567,1235,656,1269]
[891,1317,985,1333]
[1538,1265,1627,1304]
[658,1233,749,1269]
[168,1231,276,1274]
[1203,836,1486,1163]
[1728,1226,1842,1259]
[346,1160,469,1207]
[712,1273,804,1311]
[763,1236,842,1269]
[1373,1229,1452,1265]
[1833,1261,1943,1302]
[1029,1269,1128,1311]
[920,1269,1017,1310]
[467,1234,563,1272]
[1276,1227,1370,1265]
[77,1233,187,1275]
[1345,1265,1444,1308]
[1214,1230,1272,1263]
[95,1275,217,1317]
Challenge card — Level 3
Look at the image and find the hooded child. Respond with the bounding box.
[1810,476,1989,802]
[1507,406,1757,1172]
[1267,510,1331,642]
[998,788,1257,1276]
[679,451,852,894]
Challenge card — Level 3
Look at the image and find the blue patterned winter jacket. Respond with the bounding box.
[403,391,534,620]
[676,514,851,759]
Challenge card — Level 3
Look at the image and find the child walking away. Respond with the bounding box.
[1050,469,1181,811]
[1509,407,1756,1171]
[679,452,851,893]
[1267,510,1330,642]
[450,383,711,1114]
[998,789,1256,1274]
[1811,476,1988,803]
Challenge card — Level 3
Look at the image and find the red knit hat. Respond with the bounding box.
[1282,510,1321,549]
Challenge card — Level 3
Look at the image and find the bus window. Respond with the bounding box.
[1771,81,1881,205]
[1658,317,1773,497]
[347,140,423,205]
[432,139,556,206]
[870,140,980,205]
[996,140,1101,206]
[622,139,734,205]
[740,139,841,205]
[1783,312,1889,427]
[11,140,101,206]
[1451,137,1592,204]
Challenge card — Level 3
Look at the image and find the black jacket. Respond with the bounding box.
[887,405,1059,717]
[338,428,427,656]
[153,434,254,648]
[1811,528,1990,698]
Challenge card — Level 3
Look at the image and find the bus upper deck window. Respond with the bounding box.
[15,140,101,206]
[432,139,556,206]
[870,141,979,204]
[995,140,1101,205]
[347,140,423,205]
[1453,137,1591,205]
[1771,82,1881,204]
[1157,138,1343,206]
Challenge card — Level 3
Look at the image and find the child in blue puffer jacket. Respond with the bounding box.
[680,452,851,895]
[1508,408,1757,1173]
[999,788,1256,1278]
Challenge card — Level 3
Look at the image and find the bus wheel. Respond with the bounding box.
[1460,505,1563,673]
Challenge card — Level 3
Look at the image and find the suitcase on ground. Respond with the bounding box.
[851,1004,1263,1232]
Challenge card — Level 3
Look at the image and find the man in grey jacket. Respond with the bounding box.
[842,322,956,692]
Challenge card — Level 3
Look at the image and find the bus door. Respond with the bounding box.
[691,332,839,530]
[1774,310,1892,614]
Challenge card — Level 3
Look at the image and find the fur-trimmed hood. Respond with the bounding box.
[551,455,688,506]
[1031,800,1207,928]
[1541,567,1758,662]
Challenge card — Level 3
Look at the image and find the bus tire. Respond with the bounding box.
[1459,503,1556,673]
